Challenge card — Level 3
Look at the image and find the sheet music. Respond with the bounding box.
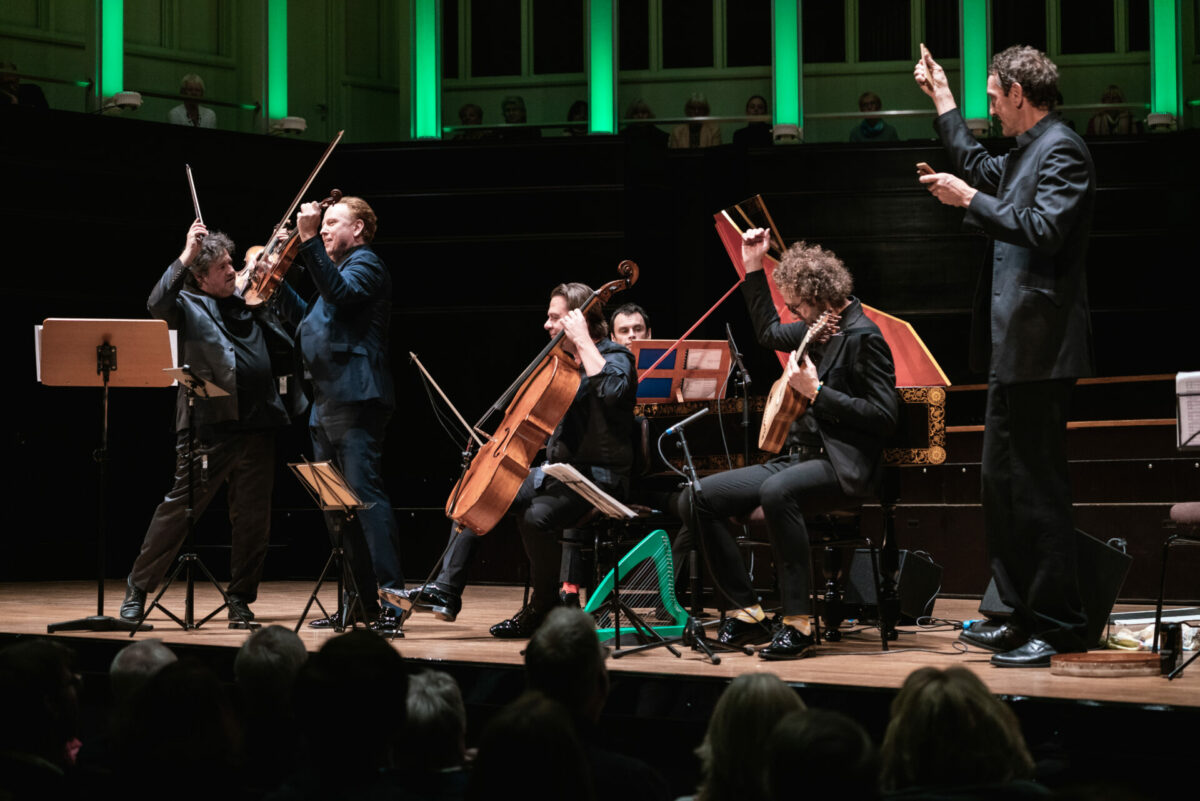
[542,463,637,519]
[1177,371,1200,450]
[680,378,718,400]
[683,347,723,370]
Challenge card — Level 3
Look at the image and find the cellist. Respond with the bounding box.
[388,283,636,638]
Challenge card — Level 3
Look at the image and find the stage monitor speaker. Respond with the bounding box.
[845,549,942,623]
[978,528,1131,647]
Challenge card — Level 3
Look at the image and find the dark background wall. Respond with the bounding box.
[4,105,1198,600]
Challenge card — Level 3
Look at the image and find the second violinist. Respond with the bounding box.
[273,195,406,630]
[388,283,637,638]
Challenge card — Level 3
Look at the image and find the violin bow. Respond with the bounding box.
[185,164,203,224]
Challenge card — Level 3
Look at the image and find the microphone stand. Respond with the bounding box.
[726,323,752,467]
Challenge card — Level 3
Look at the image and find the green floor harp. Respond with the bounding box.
[584,529,689,643]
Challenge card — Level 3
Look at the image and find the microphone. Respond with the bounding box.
[726,323,750,386]
[665,407,710,435]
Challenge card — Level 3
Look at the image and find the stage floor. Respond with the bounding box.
[2,580,1197,709]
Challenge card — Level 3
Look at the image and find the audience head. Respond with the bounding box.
[502,95,527,124]
[627,99,655,120]
[609,302,651,346]
[466,691,594,801]
[1100,84,1125,105]
[0,639,81,770]
[458,102,483,125]
[234,625,307,712]
[989,45,1058,111]
[774,240,854,320]
[110,638,177,707]
[524,607,608,724]
[180,73,206,99]
[696,672,806,801]
[403,669,468,772]
[292,629,408,771]
[568,100,588,122]
[767,708,880,801]
[881,666,1034,792]
[858,90,883,123]
[745,94,768,117]
[684,92,710,118]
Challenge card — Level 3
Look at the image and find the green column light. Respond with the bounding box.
[266,0,288,120]
[1149,0,1181,121]
[97,0,123,101]
[773,0,800,136]
[411,0,441,138]
[586,0,616,134]
[959,0,988,123]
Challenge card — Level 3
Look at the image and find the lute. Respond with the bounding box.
[757,311,839,453]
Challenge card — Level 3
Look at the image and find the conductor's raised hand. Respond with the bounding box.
[914,43,957,114]
[180,218,208,267]
[741,227,772,273]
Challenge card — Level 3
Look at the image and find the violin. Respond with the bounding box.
[239,129,345,307]
[445,260,640,535]
[240,189,342,306]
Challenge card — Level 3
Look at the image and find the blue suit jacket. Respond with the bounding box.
[935,110,1095,383]
[276,240,394,409]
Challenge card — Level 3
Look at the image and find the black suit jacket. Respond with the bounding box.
[935,110,1095,383]
[149,259,304,433]
[743,271,899,498]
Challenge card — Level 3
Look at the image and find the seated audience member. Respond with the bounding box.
[453,102,491,140]
[566,99,588,136]
[623,98,669,147]
[268,630,408,800]
[880,666,1048,798]
[466,691,593,801]
[234,626,309,791]
[381,670,470,800]
[499,94,540,139]
[733,94,773,147]
[168,73,217,128]
[767,708,880,801]
[610,302,651,347]
[1,61,49,108]
[1086,85,1140,135]
[669,92,721,149]
[109,639,177,708]
[0,639,82,799]
[525,608,671,801]
[689,672,806,801]
[849,91,899,142]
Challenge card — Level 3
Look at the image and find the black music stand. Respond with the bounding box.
[290,458,388,634]
[131,366,258,633]
[38,318,173,634]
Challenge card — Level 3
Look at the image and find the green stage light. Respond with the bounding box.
[98,0,123,99]
[1150,0,1180,118]
[267,0,288,119]
[773,0,800,127]
[960,0,987,121]
[587,0,615,134]
[411,0,441,138]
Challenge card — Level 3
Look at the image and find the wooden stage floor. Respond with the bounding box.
[2,580,1197,710]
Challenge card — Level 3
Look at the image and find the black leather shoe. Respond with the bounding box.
[226,595,256,622]
[559,590,580,609]
[120,577,147,623]
[370,608,405,637]
[959,621,1027,653]
[489,605,548,639]
[717,616,773,647]
[382,585,461,623]
[308,614,340,629]
[990,638,1062,668]
[758,625,817,660]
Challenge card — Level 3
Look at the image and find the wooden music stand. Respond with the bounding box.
[631,339,731,403]
[38,318,173,633]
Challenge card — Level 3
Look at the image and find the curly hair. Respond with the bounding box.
[990,45,1058,111]
[187,231,235,288]
[773,240,853,307]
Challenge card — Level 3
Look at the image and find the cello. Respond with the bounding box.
[446,260,639,535]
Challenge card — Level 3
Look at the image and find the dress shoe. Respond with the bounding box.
[226,595,256,622]
[489,605,549,639]
[559,590,580,609]
[308,614,341,629]
[717,616,773,647]
[990,638,1063,668]
[382,585,461,623]
[370,608,405,637]
[758,625,817,660]
[959,621,1027,653]
[120,577,147,623]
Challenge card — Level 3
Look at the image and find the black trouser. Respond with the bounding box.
[130,429,274,602]
[982,378,1088,650]
[688,454,851,616]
